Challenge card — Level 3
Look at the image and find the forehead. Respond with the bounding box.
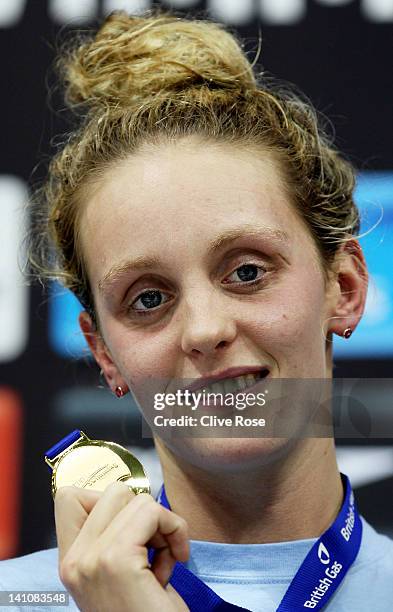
[79,141,309,285]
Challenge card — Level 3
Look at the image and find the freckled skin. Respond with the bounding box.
[78,138,366,475]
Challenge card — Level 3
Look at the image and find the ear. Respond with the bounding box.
[326,238,369,337]
[78,311,128,394]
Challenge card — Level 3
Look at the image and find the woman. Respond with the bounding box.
[1,8,392,612]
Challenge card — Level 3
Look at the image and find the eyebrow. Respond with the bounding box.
[98,225,290,295]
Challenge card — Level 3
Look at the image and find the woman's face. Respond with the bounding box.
[79,138,345,470]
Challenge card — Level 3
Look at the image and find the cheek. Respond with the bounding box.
[103,317,176,383]
[245,270,327,370]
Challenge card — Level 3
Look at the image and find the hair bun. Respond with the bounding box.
[58,9,256,111]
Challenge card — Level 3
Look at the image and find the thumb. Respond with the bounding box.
[54,486,101,562]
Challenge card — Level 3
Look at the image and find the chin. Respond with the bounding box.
[165,436,301,474]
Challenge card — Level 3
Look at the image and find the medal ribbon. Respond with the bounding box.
[148,473,362,611]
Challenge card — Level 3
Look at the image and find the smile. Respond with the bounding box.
[198,369,269,396]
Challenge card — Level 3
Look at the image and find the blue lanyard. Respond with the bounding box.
[148,473,362,611]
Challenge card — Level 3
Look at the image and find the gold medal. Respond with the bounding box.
[44,430,150,498]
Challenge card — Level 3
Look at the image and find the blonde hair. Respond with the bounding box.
[28,7,360,326]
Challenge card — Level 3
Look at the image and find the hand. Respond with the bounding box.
[54,482,190,612]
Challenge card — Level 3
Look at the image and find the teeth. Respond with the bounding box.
[223,378,238,394]
[199,373,262,396]
[233,376,247,391]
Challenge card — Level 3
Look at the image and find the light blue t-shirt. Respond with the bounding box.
[0,515,392,611]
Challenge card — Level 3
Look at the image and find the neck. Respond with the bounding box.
[154,438,343,544]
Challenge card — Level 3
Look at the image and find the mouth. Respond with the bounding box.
[182,367,271,398]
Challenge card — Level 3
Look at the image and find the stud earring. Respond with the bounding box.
[115,386,125,398]
[343,327,353,339]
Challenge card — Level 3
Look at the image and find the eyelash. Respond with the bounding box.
[127,262,269,317]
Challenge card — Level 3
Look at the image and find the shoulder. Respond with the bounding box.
[0,547,63,590]
[353,515,393,573]
[328,517,393,611]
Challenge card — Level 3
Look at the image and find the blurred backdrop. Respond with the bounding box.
[0,0,392,560]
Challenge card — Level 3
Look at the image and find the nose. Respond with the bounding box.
[180,290,237,357]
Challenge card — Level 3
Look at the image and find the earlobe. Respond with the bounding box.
[78,311,128,394]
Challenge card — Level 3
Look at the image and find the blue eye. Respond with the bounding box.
[130,289,171,315]
[226,263,264,284]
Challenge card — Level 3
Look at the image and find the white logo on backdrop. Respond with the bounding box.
[0,176,29,362]
[0,0,391,27]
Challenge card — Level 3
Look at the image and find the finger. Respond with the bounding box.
[150,545,177,588]
[147,529,182,586]
[147,524,188,565]
[100,495,189,563]
[66,482,135,558]
[54,486,101,564]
